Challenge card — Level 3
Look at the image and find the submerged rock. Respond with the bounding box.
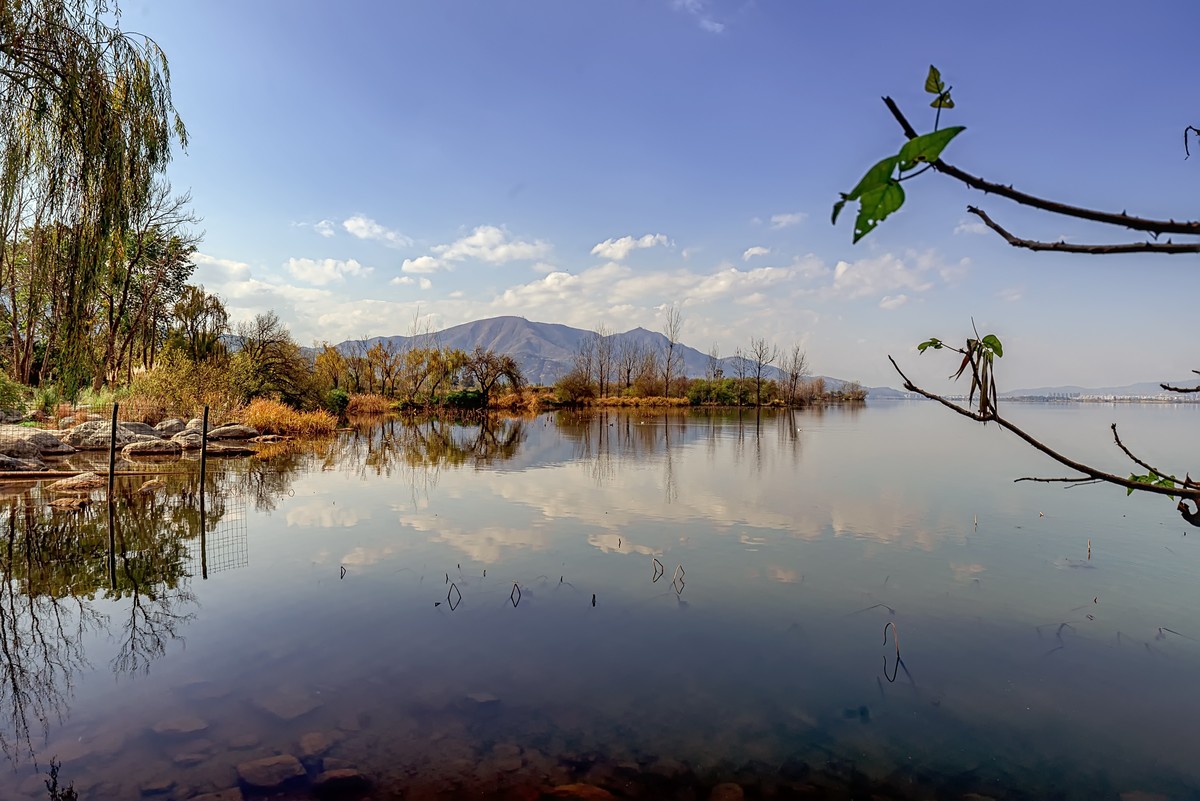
[254,689,321,721]
[314,768,370,798]
[191,790,245,801]
[47,471,105,492]
[207,424,260,440]
[299,730,339,762]
[708,783,745,801]
[236,754,305,791]
[123,439,182,457]
[206,443,257,457]
[547,785,617,800]
[152,716,209,736]
[172,430,205,450]
[0,454,45,470]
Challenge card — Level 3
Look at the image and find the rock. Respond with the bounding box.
[191,790,244,801]
[0,437,40,459]
[228,732,261,750]
[709,783,744,801]
[0,454,45,470]
[123,439,182,457]
[47,472,105,492]
[173,751,209,767]
[466,692,500,705]
[254,689,321,721]
[252,434,286,443]
[139,775,176,795]
[60,421,162,450]
[185,417,209,431]
[236,754,305,791]
[1119,794,1170,801]
[207,424,259,440]
[152,716,209,736]
[313,768,370,798]
[206,443,256,457]
[118,421,163,438]
[155,418,186,436]
[138,478,165,494]
[172,431,205,450]
[0,425,76,455]
[547,785,617,800]
[299,730,338,761]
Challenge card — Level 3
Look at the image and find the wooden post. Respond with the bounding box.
[199,405,209,580]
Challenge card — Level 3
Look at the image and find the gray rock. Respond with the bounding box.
[0,425,76,455]
[236,754,305,791]
[191,790,244,801]
[173,430,205,450]
[314,768,370,798]
[299,730,337,761]
[155,418,186,436]
[254,689,321,721]
[118,421,163,438]
[0,454,44,471]
[60,421,162,450]
[185,416,209,431]
[123,439,183,457]
[0,437,40,459]
[228,732,261,750]
[207,424,259,440]
[207,443,256,457]
[139,775,176,796]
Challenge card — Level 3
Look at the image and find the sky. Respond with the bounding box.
[118,0,1198,390]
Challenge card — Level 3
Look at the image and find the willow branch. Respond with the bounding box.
[1161,370,1200,393]
[967,207,1200,255]
[888,356,1200,503]
[882,97,1200,237]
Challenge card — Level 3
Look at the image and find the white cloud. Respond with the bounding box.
[191,252,251,280]
[825,250,939,300]
[343,215,413,248]
[314,219,335,238]
[531,261,558,274]
[286,257,372,286]
[401,256,446,274]
[590,233,670,261]
[879,294,909,310]
[391,276,415,286]
[419,277,432,290]
[770,212,808,229]
[432,225,551,263]
[672,0,724,33]
[998,287,1024,302]
[954,220,989,236]
[742,246,770,261]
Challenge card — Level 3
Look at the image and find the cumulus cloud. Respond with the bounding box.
[590,233,670,261]
[742,246,770,261]
[401,256,446,274]
[770,212,808,229]
[314,219,335,238]
[879,294,909,310]
[433,225,551,263]
[191,252,251,280]
[343,215,413,247]
[286,257,372,286]
[954,220,989,236]
[998,287,1024,302]
[825,251,939,300]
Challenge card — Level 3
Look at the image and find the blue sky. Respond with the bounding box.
[120,0,1198,389]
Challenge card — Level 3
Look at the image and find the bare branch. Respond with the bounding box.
[967,207,1200,255]
[1161,370,1200,394]
[1109,423,1196,487]
[888,356,1200,512]
[1014,476,1103,486]
[882,97,1200,237]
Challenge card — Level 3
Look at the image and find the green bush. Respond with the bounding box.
[0,372,24,413]
[443,389,484,408]
[326,387,350,415]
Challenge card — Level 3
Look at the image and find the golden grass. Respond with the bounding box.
[241,399,338,437]
[491,390,552,413]
[346,393,395,415]
[589,395,690,407]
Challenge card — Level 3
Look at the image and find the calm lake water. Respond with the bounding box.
[1,403,1198,800]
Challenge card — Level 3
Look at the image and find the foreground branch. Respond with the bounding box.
[967,207,1200,255]
[888,356,1200,527]
[882,97,1200,237]
[1161,370,1200,394]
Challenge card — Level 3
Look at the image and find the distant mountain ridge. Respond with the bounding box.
[333,315,892,395]
[1001,377,1200,398]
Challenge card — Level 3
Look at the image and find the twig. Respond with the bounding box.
[882,96,1200,236]
[1161,370,1200,394]
[967,206,1200,255]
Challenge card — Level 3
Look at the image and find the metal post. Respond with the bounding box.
[107,403,118,501]
[107,403,118,588]
[199,405,209,580]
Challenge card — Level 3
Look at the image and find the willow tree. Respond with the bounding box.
[0,0,187,394]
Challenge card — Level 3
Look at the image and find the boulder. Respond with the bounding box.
[0,454,44,471]
[117,421,162,438]
[207,443,256,457]
[185,417,208,431]
[314,768,370,799]
[207,424,259,440]
[299,731,338,762]
[0,437,40,459]
[123,439,182,457]
[152,716,209,736]
[191,790,244,801]
[0,425,76,456]
[173,431,205,450]
[47,472,105,492]
[60,421,163,450]
[236,754,305,791]
[155,418,186,436]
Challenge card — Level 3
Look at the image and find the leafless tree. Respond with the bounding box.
[617,338,644,391]
[661,304,683,397]
[782,344,809,405]
[594,323,615,398]
[706,342,723,381]
[747,337,778,407]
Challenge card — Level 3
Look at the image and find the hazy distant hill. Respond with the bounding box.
[1002,377,1200,398]
[334,315,886,393]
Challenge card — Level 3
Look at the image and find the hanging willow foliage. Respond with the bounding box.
[0,0,186,394]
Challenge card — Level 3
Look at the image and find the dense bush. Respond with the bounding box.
[0,372,24,413]
[554,370,596,404]
[443,389,484,408]
[326,387,350,415]
[126,347,241,420]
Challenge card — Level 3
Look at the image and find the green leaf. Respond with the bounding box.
[846,156,898,201]
[930,92,955,109]
[924,65,945,94]
[898,126,966,170]
[917,338,943,353]
[832,196,847,225]
[981,334,1003,358]
[852,181,905,243]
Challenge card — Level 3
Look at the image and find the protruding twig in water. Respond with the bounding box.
[1087,538,1091,560]
[483,569,486,577]
[510,583,521,608]
[340,565,346,580]
[1158,627,1196,641]
[591,593,596,607]
[652,557,665,583]
[672,563,686,583]
[850,602,896,616]
[618,538,621,548]
[882,621,902,683]
[883,575,890,587]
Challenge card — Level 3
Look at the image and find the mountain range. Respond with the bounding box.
[332,315,890,394]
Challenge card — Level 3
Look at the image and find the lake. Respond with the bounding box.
[1,402,1198,800]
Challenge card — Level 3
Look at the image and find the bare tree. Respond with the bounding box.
[617,338,644,392]
[594,323,615,398]
[706,343,723,381]
[747,337,778,407]
[782,344,809,405]
[732,346,748,406]
[661,304,684,397]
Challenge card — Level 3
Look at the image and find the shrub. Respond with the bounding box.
[554,370,596,404]
[0,372,25,414]
[326,388,350,415]
[443,389,484,409]
[241,398,337,437]
[127,348,241,420]
[346,393,393,415]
